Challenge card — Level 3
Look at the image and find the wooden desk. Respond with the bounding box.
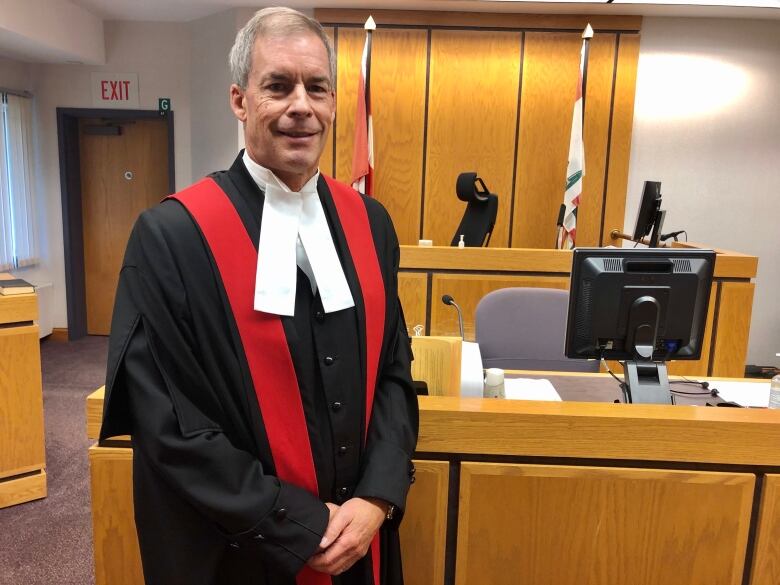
[87,383,780,585]
[398,244,758,378]
[0,275,46,508]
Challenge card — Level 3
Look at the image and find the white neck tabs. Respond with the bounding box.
[242,152,355,316]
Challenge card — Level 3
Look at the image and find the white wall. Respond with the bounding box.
[0,55,34,91]
[626,17,780,367]
[12,20,192,329]
[190,10,241,180]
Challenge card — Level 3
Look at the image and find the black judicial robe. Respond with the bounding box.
[101,153,419,585]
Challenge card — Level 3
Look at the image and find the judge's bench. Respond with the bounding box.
[84,242,779,585]
[86,377,780,585]
[397,242,757,378]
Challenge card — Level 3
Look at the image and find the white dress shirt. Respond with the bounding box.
[242,151,355,317]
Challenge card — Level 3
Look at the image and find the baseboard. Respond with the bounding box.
[47,328,69,342]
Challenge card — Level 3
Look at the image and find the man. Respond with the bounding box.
[101,7,419,585]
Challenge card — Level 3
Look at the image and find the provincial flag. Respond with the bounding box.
[351,17,375,195]
[558,28,591,249]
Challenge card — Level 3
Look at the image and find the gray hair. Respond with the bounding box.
[229,7,335,89]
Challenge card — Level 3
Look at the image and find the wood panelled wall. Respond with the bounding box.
[316,10,642,249]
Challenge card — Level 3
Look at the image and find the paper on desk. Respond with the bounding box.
[713,381,770,407]
[460,341,485,398]
[504,378,562,402]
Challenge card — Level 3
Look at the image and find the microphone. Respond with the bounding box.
[441,294,465,339]
[660,230,685,242]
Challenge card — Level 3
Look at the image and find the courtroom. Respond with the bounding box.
[0,2,778,585]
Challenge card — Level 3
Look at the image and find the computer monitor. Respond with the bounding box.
[632,181,665,247]
[564,247,715,404]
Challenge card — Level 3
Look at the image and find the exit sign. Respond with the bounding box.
[91,73,139,108]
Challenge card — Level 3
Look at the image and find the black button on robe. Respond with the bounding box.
[101,154,419,585]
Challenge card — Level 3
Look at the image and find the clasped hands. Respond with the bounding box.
[307,497,386,575]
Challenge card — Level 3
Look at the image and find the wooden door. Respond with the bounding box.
[79,118,169,335]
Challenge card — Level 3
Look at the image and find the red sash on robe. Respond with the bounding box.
[170,176,385,585]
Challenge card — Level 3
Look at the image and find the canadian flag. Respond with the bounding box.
[351,16,375,195]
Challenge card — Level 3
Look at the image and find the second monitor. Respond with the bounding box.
[633,180,666,247]
[564,247,715,404]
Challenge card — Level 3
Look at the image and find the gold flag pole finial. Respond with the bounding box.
[365,15,376,30]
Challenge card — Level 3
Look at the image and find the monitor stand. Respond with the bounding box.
[649,209,666,247]
[623,361,672,404]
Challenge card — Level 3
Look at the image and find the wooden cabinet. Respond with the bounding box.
[88,446,449,585]
[87,389,780,585]
[400,460,449,585]
[751,474,780,585]
[0,283,46,508]
[456,463,754,585]
[89,447,142,585]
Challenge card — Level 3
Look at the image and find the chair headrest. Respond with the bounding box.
[456,172,491,203]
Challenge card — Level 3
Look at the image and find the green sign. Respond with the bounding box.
[158,98,171,116]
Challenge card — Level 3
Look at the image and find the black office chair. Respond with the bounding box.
[450,172,498,247]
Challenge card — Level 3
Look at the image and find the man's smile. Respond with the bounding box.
[278,129,319,138]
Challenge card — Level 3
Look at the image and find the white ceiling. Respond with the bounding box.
[69,0,780,22]
[69,0,231,22]
[1,0,776,65]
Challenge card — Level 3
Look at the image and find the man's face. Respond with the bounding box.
[230,32,335,190]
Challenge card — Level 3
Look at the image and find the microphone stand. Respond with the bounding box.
[441,295,465,339]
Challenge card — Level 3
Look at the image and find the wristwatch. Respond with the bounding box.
[385,503,396,521]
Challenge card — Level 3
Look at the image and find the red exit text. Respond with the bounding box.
[101,80,132,101]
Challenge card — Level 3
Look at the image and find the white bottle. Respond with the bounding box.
[484,368,505,399]
[458,234,465,248]
[769,374,780,409]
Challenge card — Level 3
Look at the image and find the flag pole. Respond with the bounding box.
[556,23,593,250]
[364,15,375,110]
[351,16,376,194]
[581,23,593,128]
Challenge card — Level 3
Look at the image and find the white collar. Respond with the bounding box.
[242,151,355,317]
[242,151,320,196]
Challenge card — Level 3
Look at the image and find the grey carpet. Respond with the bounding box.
[0,335,109,585]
